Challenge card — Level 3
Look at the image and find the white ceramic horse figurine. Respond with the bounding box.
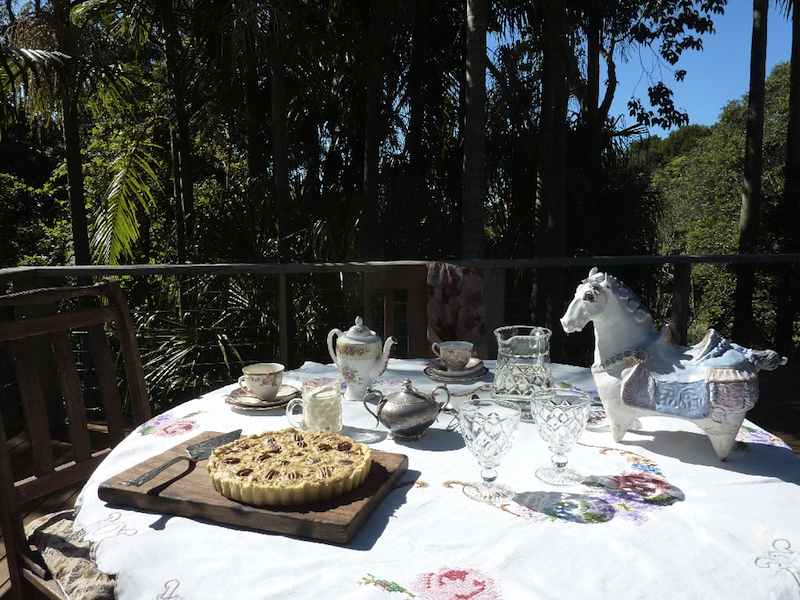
[561,268,787,460]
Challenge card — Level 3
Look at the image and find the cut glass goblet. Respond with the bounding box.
[457,399,521,503]
[530,387,591,486]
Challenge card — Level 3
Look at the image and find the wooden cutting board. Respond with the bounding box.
[98,431,408,544]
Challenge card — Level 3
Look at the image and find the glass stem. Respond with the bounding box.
[480,467,497,499]
[551,453,567,472]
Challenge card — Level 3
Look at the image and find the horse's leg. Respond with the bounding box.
[607,403,638,442]
[593,373,636,442]
[699,411,747,461]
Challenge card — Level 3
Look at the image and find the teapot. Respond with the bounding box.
[363,379,450,440]
[327,316,396,402]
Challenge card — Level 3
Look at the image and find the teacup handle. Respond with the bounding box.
[285,398,306,430]
[238,375,249,392]
[431,342,441,358]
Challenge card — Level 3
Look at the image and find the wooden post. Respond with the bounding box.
[278,274,289,366]
[671,263,691,345]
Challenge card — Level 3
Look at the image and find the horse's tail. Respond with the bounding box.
[748,348,788,372]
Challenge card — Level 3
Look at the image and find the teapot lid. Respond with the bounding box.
[344,316,379,342]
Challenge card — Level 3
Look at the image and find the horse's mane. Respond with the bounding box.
[584,269,655,327]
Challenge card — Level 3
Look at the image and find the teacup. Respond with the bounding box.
[238,363,284,401]
[286,384,343,432]
[431,341,474,371]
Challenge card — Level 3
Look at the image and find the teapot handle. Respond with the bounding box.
[363,389,385,425]
[327,328,343,366]
[431,385,451,413]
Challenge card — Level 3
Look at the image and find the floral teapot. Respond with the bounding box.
[327,317,396,401]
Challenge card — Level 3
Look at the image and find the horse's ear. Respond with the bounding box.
[589,267,598,277]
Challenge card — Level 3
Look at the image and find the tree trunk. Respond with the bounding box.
[271,8,289,262]
[168,124,186,263]
[462,0,487,259]
[159,0,194,262]
[733,0,768,343]
[53,0,90,265]
[584,4,602,200]
[536,0,569,358]
[361,1,385,260]
[245,42,267,236]
[404,0,431,254]
[775,2,800,355]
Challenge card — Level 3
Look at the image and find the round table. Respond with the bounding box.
[73,360,800,600]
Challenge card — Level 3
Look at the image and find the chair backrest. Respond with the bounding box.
[0,280,150,510]
[364,266,428,358]
[0,280,151,599]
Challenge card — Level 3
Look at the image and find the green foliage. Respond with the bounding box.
[0,170,72,266]
[91,137,161,264]
[653,62,791,341]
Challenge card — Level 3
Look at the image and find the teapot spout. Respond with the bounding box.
[372,336,396,379]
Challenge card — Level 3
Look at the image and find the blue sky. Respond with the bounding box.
[607,2,793,133]
[489,3,793,136]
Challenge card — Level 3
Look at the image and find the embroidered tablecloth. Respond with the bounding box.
[73,360,800,600]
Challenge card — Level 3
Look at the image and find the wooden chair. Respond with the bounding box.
[0,281,151,599]
[364,265,429,358]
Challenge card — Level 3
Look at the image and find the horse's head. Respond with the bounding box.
[560,267,609,333]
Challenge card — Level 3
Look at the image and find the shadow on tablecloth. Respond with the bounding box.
[621,430,800,484]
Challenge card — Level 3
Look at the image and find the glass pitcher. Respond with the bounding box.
[493,325,552,418]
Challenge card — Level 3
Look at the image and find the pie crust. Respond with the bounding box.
[207,429,372,506]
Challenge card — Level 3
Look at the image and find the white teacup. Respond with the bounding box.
[432,341,474,371]
[238,363,284,401]
[286,384,343,432]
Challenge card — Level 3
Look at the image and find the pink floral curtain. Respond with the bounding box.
[426,262,486,353]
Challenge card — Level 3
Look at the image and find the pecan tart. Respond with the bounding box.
[207,429,371,506]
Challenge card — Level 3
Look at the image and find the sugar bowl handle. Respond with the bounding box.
[431,385,450,412]
[363,389,386,426]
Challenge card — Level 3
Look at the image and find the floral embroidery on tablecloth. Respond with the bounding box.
[360,574,416,597]
[755,538,800,589]
[443,444,684,524]
[412,568,500,600]
[360,568,501,600]
[138,411,203,437]
[736,423,792,450]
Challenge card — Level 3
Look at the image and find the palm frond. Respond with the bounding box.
[91,139,162,264]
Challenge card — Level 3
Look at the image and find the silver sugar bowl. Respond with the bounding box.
[364,379,450,440]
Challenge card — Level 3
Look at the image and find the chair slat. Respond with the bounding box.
[106,284,151,424]
[10,342,53,476]
[14,450,110,509]
[0,283,107,307]
[49,333,91,462]
[0,307,116,344]
[86,327,125,446]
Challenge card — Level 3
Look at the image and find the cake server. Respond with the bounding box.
[123,429,243,487]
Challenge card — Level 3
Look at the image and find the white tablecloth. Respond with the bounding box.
[73,360,800,600]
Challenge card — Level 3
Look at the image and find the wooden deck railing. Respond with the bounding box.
[1,254,798,368]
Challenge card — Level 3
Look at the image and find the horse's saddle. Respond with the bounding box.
[620,329,758,419]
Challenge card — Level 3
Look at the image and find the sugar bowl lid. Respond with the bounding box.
[389,379,428,401]
[344,316,379,343]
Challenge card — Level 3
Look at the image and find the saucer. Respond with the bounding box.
[428,357,485,378]
[424,364,489,385]
[225,384,300,409]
